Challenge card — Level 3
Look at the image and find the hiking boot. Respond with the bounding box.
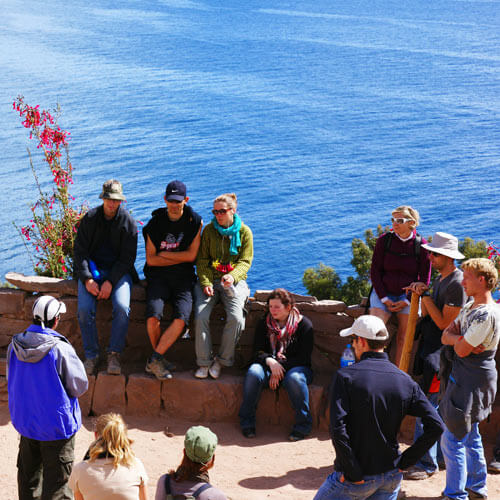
[488,458,500,474]
[84,357,98,376]
[162,358,176,372]
[466,488,487,499]
[209,360,222,379]
[107,352,121,375]
[194,366,209,379]
[242,427,256,439]
[403,466,435,480]
[145,357,172,380]
[288,430,307,442]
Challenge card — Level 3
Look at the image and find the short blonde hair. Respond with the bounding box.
[462,258,498,291]
[214,193,237,210]
[88,413,135,467]
[392,205,420,228]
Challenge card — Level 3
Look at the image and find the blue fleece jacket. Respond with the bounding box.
[7,325,88,441]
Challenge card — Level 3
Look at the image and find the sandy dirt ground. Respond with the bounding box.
[0,406,499,500]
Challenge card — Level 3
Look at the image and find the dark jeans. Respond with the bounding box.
[17,434,75,500]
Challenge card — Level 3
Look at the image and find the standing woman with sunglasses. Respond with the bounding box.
[194,193,253,379]
[369,205,431,366]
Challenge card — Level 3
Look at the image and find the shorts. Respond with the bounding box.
[146,278,194,323]
[369,289,410,315]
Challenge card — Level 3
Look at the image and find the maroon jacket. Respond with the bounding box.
[370,232,431,299]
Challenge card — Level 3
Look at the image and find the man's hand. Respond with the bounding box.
[340,474,364,485]
[404,282,428,296]
[472,344,486,354]
[85,279,100,297]
[203,285,214,296]
[97,280,112,300]
[266,357,285,390]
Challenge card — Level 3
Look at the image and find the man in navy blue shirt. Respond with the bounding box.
[313,315,444,500]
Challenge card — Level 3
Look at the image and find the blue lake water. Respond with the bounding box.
[1,0,499,294]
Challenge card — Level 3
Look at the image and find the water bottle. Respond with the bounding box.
[89,260,101,281]
[340,344,355,367]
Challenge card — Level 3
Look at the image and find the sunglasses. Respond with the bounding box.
[391,217,412,224]
[212,208,231,215]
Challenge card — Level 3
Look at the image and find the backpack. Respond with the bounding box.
[164,473,212,500]
[365,231,422,313]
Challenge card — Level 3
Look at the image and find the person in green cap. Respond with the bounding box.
[154,426,228,499]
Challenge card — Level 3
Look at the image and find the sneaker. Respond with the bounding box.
[84,357,98,376]
[209,360,222,379]
[288,430,307,442]
[195,366,209,379]
[162,358,176,372]
[242,427,256,439]
[488,458,500,474]
[145,357,172,380]
[107,352,121,375]
[465,488,487,499]
[403,466,435,480]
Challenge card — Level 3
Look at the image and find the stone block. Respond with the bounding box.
[126,321,149,350]
[60,296,78,319]
[5,272,71,294]
[253,290,317,303]
[311,345,337,375]
[131,283,146,302]
[161,372,243,422]
[79,375,96,417]
[126,373,161,416]
[308,311,353,335]
[346,305,366,318]
[92,372,126,415]
[0,357,6,377]
[0,376,7,403]
[300,300,346,313]
[0,318,30,346]
[57,280,78,296]
[0,289,26,317]
[314,330,348,362]
[129,301,147,321]
[249,301,266,311]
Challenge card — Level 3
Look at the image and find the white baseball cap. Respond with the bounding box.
[32,295,67,324]
[340,315,389,340]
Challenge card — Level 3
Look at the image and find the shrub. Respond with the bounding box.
[12,96,87,278]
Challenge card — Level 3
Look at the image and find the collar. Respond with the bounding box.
[28,324,64,338]
[394,230,415,243]
[360,351,389,361]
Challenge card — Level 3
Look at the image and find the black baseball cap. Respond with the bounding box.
[165,180,187,201]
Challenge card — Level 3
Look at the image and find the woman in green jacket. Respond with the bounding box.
[194,193,253,379]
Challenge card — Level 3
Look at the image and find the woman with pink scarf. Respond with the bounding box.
[238,288,314,441]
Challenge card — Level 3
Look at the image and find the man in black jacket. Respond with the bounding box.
[313,315,444,500]
[74,179,137,376]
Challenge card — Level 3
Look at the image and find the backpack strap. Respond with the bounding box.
[192,483,212,498]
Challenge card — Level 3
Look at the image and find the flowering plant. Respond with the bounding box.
[211,259,234,274]
[12,96,87,278]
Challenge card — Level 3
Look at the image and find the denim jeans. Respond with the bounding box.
[17,434,75,500]
[194,280,249,367]
[441,423,487,500]
[77,274,132,359]
[413,392,444,473]
[313,469,402,500]
[238,363,313,434]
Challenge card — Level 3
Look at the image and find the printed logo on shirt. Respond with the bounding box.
[160,232,184,251]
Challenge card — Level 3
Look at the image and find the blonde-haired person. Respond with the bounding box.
[369,205,431,365]
[155,426,228,499]
[194,193,253,379]
[69,413,148,500]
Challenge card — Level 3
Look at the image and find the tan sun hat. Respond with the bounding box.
[421,232,464,260]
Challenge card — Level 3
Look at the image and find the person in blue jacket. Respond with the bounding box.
[7,295,88,500]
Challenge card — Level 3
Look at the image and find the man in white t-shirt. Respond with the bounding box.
[440,258,500,500]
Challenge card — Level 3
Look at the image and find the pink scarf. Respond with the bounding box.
[266,306,303,360]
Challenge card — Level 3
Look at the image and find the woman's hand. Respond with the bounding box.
[266,357,285,390]
[203,285,214,296]
[221,274,234,287]
[388,300,407,312]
